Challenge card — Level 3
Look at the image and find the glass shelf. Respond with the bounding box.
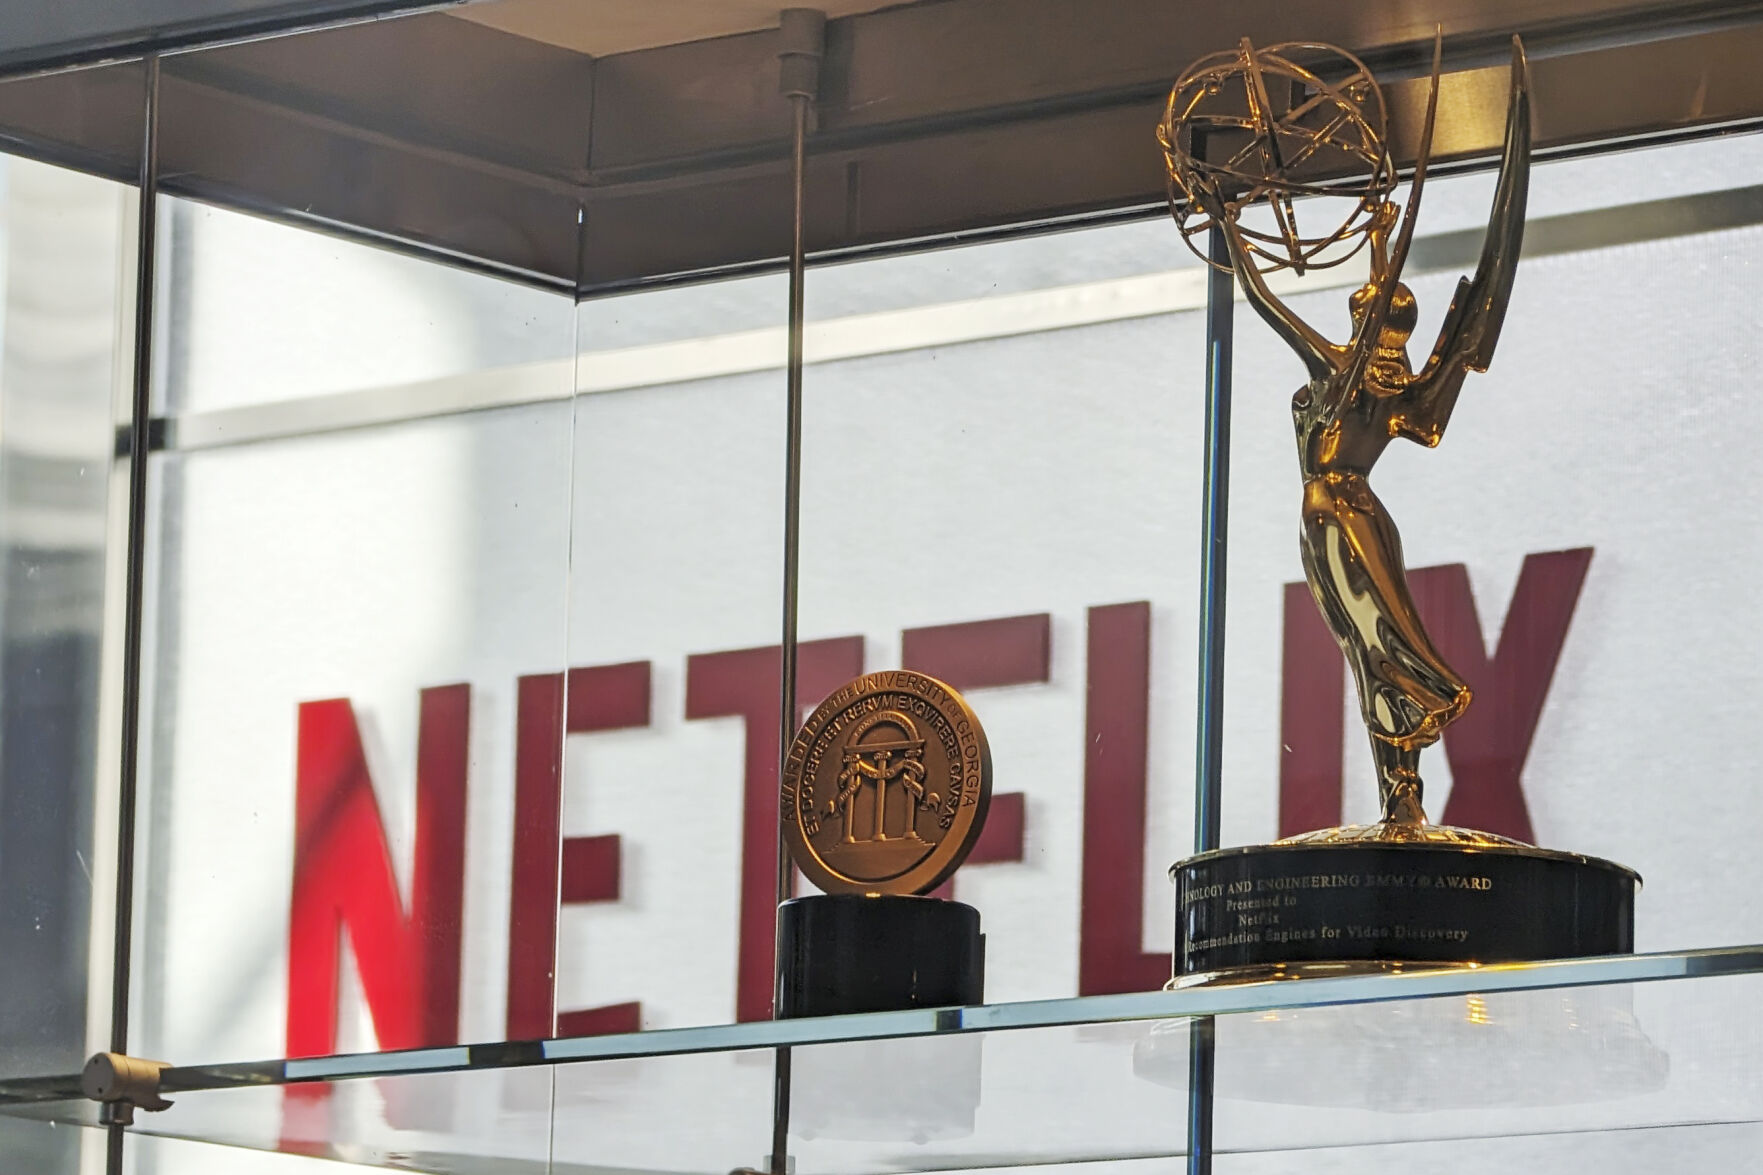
[3,945,1761,1172]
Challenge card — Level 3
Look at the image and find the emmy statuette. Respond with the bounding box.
[775,671,992,1017]
[1157,36,1639,983]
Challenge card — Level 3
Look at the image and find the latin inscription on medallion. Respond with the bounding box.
[782,671,992,896]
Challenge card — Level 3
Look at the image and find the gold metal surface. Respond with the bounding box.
[781,671,992,896]
[1161,35,1533,837]
[1166,957,1482,990]
[1169,836,1642,875]
[1159,39,1397,274]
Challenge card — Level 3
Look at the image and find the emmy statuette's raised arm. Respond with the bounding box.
[1194,182,1341,381]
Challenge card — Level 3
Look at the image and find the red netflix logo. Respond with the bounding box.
[284,549,1590,1057]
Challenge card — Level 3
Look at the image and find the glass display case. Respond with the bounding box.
[4,1,1763,1171]
[5,949,1763,1171]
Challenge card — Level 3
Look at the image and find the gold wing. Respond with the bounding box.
[1395,36,1533,446]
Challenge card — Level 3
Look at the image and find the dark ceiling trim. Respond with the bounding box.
[6,0,1763,295]
[0,0,464,80]
[574,17,1763,289]
[0,59,147,183]
[577,0,1763,181]
[576,109,1763,300]
[159,14,595,183]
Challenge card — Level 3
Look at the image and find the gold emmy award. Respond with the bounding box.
[774,671,992,1016]
[1157,35,1639,983]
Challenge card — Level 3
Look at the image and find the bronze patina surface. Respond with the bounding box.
[781,671,992,896]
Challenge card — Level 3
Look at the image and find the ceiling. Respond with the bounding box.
[3,0,1759,293]
[450,0,913,56]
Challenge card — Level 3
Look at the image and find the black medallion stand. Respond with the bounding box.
[775,894,983,1019]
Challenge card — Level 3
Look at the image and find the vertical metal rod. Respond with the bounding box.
[107,52,161,1175]
[1192,220,1233,856]
[1185,1014,1217,1175]
[770,87,811,1175]
[1185,220,1234,1175]
[776,90,809,964]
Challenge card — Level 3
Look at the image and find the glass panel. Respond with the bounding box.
[1212,1126,1763,1174]
[0,152,131,1113]
[0,1115,84,1173]
[124,17,593,1166]
[1208,973,1762,1164]
[156,199,574,417]
[562,274,789,1033]
[6,77,1754,1175]
[785,1020,1187,1173]
[792,220,1209,1005]
[6,961,1762,1171]
[137,189,580,1083]
[126,1133,395,1175]
[14,1067,560,1171]
[1218,134,1763,954]
[550,1047,775,1174]
[153,9,586,301]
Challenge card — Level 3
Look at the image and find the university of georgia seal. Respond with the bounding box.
[782,670,991,896]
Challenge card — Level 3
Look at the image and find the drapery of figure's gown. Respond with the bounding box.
[1299,469,1470,750]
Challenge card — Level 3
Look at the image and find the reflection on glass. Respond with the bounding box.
[139,194,579,1099]
[791,1036,984,1142]
[563,275,788,1034]
[1136,984,1665,1110]
[2,968,1762,1173]
[157,199,574,417]
[794,223,1209,1009]
[0,155,130,1115]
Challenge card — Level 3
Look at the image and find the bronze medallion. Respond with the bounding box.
[782,671,992,896]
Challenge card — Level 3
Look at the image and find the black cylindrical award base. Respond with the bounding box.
[776,894,983,1018]
[1170,838,1639,983]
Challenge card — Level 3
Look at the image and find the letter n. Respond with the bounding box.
[286,686,468,1057]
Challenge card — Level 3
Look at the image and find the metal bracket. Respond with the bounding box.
[82,1052,173,1125]
[778,8,827,101]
